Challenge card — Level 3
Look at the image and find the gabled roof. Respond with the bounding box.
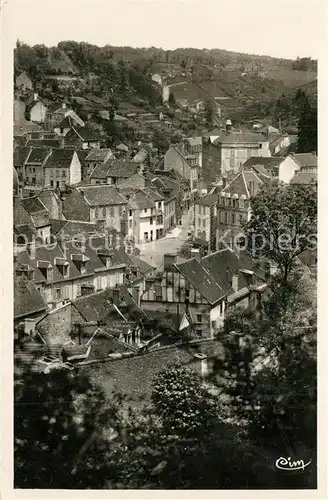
[242,156,285,170]
[103,159,140,179]
[185,136,202,147]
[56,220,97,239]
[44,148,76,169]
[127,190,156,210]
[221,169,263,198]
[175,259,225,305]
[71,125,102,141]
[196,193,217,207]
[85,149,113,162]
[14,276,47,319]
[26,139,61,148]
[25,147,51,165]
[21,196,47,215]
[117,173,146,189]
[14,146,31,167]
[290,172,318,185]
[214,131,267,145]
[291,153,317,168]
[78,185,128,206]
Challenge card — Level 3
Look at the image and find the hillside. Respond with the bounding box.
[14,40,317,136]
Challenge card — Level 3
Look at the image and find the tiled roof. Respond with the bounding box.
[201,249,266,294]
[292,153,317,168]
[14,276,47,319]
[89,162,110,180]
[56,220,97,239]
[214,132,267,145]
[196,194,217,207]
[21,196,47,214]
[78,185,128,206]
[129,255,155,277]
[127,190,156,210]
[290,172,318,185]
[85,149,113,162]
[44,148,75,169]
[83,340,223,404]
[71,126,102,141]
[26,139,61,148]
[50,219,68,235]
[221,169,263,198]
[104,159,140,179]
[175,259,225,305]
[186,136,202,147]
[242,156,285,170]
[62,189,90,222]
[14,135,28,147]
[117,173,146,189]
[25,147,51,165]
[141,187,165,202]
[14,146,31,167]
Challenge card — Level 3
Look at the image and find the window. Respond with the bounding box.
[144,232,148,241]
[196,314,202,323]
[196,329,202,337]
[56,181,60,188]
[55,288,61,300]
[50,180,54,187]
[239,214,244,225]
[150,217,153,225]
[62,170,66,177]
[144,208,147,213]
[202,219,206,227]
[224,212,228,223]
[232,198,237,208]
[231,149,235,158]
[259,143,262,149]
[32,168,35,173]
[220,302,224,315]
[129,209,132,217]
[198,205,201,214]
[232,213,235,224]
[185,288,190,298]
[26,177,30,183]
[198,217,201,227]
[129,220,132,228]
[60,127,64,134]
[49,170,54,177]
[110,207,114,218]
[32,177,36,184]
[211,320,216,330]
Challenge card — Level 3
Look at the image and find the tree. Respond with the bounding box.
[152,129,170,154]
[244,183,317,281]
[151,366,219,439]
[14,364,124,488]
[297,99,317,153]
[204,99,215,127]
[168,92,176,107]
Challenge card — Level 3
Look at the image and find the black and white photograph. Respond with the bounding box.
[5,0,322,493]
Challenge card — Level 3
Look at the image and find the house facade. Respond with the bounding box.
[194,194,217,252]
[15,72,33,92]
[216,169,263,249]
[163,146,198,192]
[25,94,48,123]
[24,147,52,192]
[127,188,165,243]
[278,153,317,184]
[62,185,128,234]
[213,131,271,176]
[43,149,82,190]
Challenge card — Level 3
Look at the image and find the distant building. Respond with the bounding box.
[64,125,102,150]
[163,146,198,193]
[63,185,128,234]
[278,153,317,184]
[43,149,82,190]
[15,72,33,92]
[25,93,48,123]
[213,127,271,176]
[126,188,165,243]
[194,194,217,252]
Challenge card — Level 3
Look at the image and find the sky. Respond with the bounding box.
[5,0,326,60]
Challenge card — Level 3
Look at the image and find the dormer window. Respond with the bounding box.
[97,248,114,267]
[37,260,53,281]
[71,254,89,273]
[55,257,70,278]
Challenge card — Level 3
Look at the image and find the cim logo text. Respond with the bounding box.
[275,457,312,471]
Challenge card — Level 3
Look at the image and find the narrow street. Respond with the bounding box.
[136,208,194,269]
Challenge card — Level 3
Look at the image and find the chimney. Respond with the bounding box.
[112,286,120,306]
[193,353,208,378]
[33,92,38,101]
[131,286,140,306]
[225,119,232,133]
[190,248,201,263]
[163,253,177,270]
[24,318,36,336]
[62,102,67,109]
[232,274,239,292]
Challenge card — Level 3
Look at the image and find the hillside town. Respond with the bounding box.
[13,40,317,490]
